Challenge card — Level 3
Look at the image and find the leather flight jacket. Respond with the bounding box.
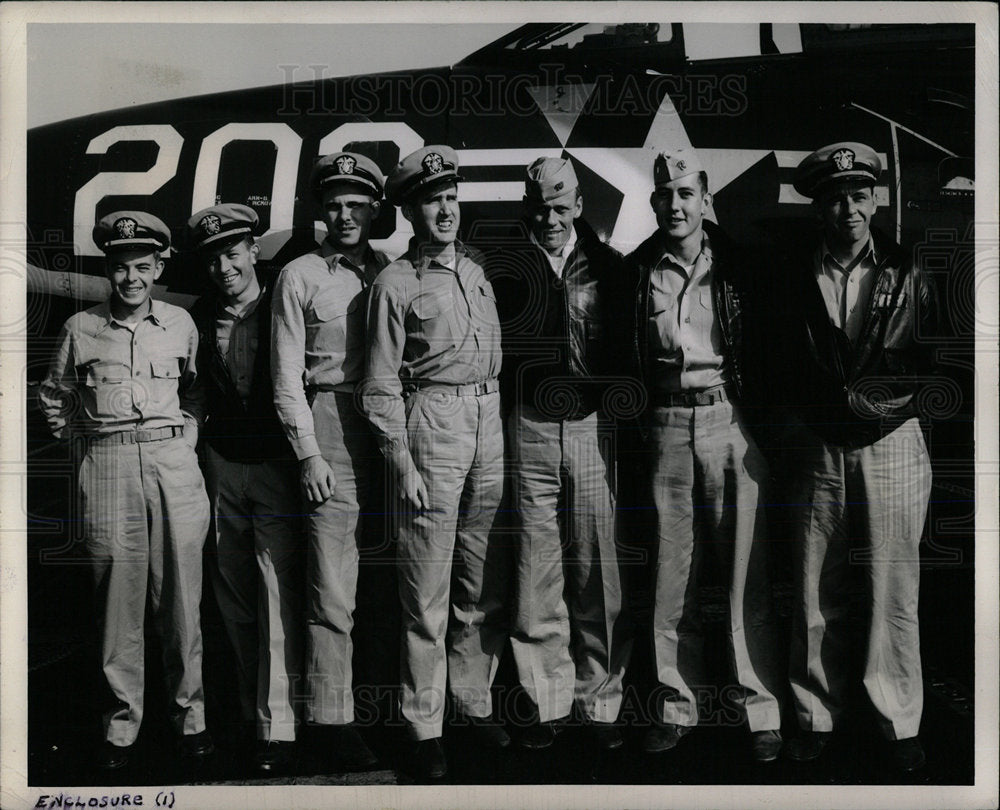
[770,227,940,448]
[189,275,294,463]
[486,218,629,420]
[625,219,770,425]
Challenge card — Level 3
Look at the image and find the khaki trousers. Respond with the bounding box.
[788,417,931,740]
[397,389,507,741]
[79,434,210,746]
[646,400,782,732]
[304,390,376,725]
[508,405,631,723]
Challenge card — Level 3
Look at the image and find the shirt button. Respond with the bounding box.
[684,317,691,324]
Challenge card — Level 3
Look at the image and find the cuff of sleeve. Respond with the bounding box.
[291,434,321,461]
[385,443,417,480]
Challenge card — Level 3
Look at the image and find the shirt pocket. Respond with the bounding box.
[84,361,135,419]
[308,291,354,361]
[410,290,457,350]
[469,281,501,338]
[145,357,182,413]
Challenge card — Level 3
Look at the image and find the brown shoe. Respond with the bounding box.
[520,720,564,750]
[255,740,296,774]
[750,729,783,763]
[785,730,831,762]
[590,722,624,751]
[413,737,448,780]
[180,730,215,759]
[96,741,132,770]
[889,737,925,773]
[643,723,692,754]
[466,715,511,749]
[332,724,378,771]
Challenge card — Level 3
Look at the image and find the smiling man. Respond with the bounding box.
[486,157,632,752]
[625,149,783,762]
[774,143,940,773]
[361,145,508,780]
[186,204,302,774]
[271,152,389,771]
[38,211,212,770]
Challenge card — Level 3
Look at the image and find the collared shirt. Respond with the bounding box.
[529,226,578,279]
[39,298,203,437]
[647,233,727,392]
[216,289,264,402]
[271,241,389,460]
[814,235,878,343]
[361,238,502,477]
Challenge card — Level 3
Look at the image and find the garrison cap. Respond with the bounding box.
[524,157,579,202]
[310,152,384,198]
[794,142,882,198]
[653,147,703,186]
[93,211,170,253]
[186,204,259,251]
[386,145,463,206]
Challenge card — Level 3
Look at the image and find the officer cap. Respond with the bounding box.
[386,145,463,206]
[310,151,384,198]
[93,211,171,254]
[794,142,882,198]
[525,157,579,202]
[186,204,259,251]
[653,148,704,186]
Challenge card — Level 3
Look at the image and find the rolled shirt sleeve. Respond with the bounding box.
[359,280,416,480]
[271,265,321,460]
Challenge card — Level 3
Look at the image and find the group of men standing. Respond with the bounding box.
[39,138,938,780]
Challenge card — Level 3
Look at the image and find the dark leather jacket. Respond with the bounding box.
[189,277,294,463]
[769,227,940,447]
[625,220,771,428]
[485,218,630,419]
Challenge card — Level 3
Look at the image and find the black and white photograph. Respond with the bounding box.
[1,3,997,809]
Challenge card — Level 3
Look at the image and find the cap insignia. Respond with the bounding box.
[115,217,137,239]
[336,155,356,175]
[553,181,564,192]
[422,152,444,175]
[676,159,686,172]
[200,214,222,235]
[831,149,855,171]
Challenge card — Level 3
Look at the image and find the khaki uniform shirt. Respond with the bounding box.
[361,239,502,478]
[216,290,264,402]
[39,299,203,437]
[814,235,878,344]
[647,234,727,392]
[271,242,390,460]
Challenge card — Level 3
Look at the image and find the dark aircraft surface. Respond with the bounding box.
[23,21,975,790]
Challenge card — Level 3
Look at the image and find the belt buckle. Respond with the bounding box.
[135,429,152,443]
[475,381,488,396]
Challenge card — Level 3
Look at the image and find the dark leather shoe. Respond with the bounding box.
[180,730,215,759]
[332,724,378,771]
[785,730,831,762]
[97,742,132,770]
[643,723,692,753]
[890,737,925,773]
[750,729,783,762]
[590,723,624,751]
[413,737,447,780]
[256,740,296,774]
[466,715,511,749]
[520,720,564,750]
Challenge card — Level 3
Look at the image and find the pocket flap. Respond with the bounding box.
[150,359,180,379]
